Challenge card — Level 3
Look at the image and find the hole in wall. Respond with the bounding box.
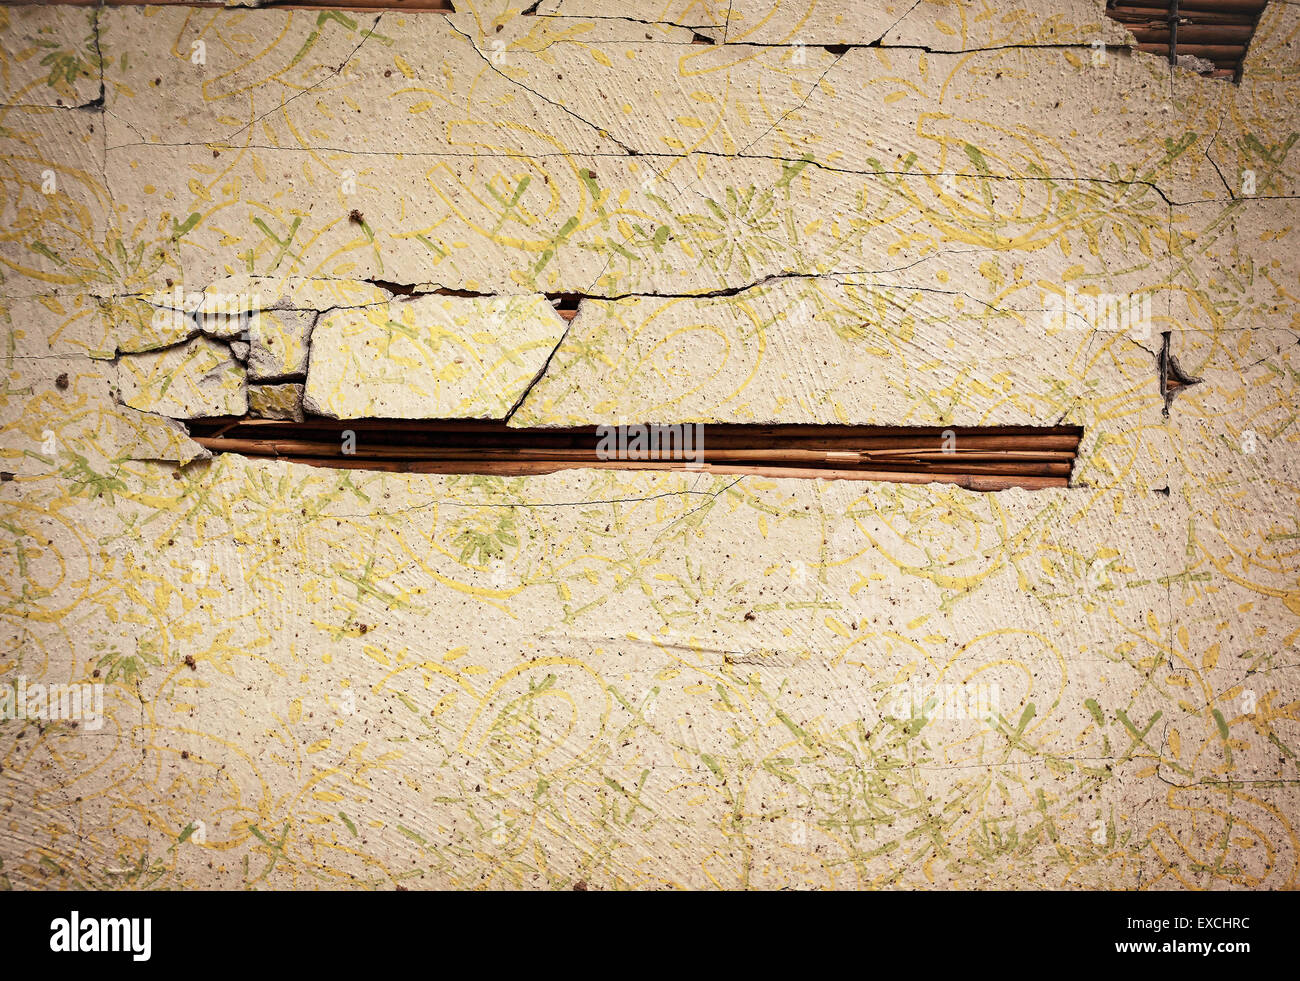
[1105,0,1267,81]
[186,420,1083,491]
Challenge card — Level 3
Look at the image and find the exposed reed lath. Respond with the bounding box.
[187,420,1083,491]
[1107,0,1267,80]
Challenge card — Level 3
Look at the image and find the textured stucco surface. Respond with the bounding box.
[1,0,1298,889]
[303,294,568,419]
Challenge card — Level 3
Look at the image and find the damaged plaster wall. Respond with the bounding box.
[0,0,1298,889]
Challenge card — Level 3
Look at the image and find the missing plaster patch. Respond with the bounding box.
[1105,0,1267,81]
[185,420,1082,491]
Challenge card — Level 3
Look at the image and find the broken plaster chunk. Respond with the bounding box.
[197,309,251,340]
[248,382,305,423]
[230,340,250,362]
[1177,53,1219,76]
[510,278,1160,431]
[275,278,390,311]
[113,408,211,466]
[117,336,247,419]
[96,295,200,355]
[194,285,262,340]
[302,294,568,420]
[248,308,315,380]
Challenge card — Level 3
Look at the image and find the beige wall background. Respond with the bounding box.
[1,0,1298,888]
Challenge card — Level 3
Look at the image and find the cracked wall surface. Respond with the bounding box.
[1,0,1299,890]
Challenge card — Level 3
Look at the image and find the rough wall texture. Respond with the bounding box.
[1,0,1298,889]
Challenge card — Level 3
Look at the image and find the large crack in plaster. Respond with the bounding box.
[15,4,1290,310]
[112,267,1182,448]
[445,18,639,156]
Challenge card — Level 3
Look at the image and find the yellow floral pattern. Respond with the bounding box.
[0,0,1297,889]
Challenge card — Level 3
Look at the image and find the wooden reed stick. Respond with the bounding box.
[191,422,1080,491]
